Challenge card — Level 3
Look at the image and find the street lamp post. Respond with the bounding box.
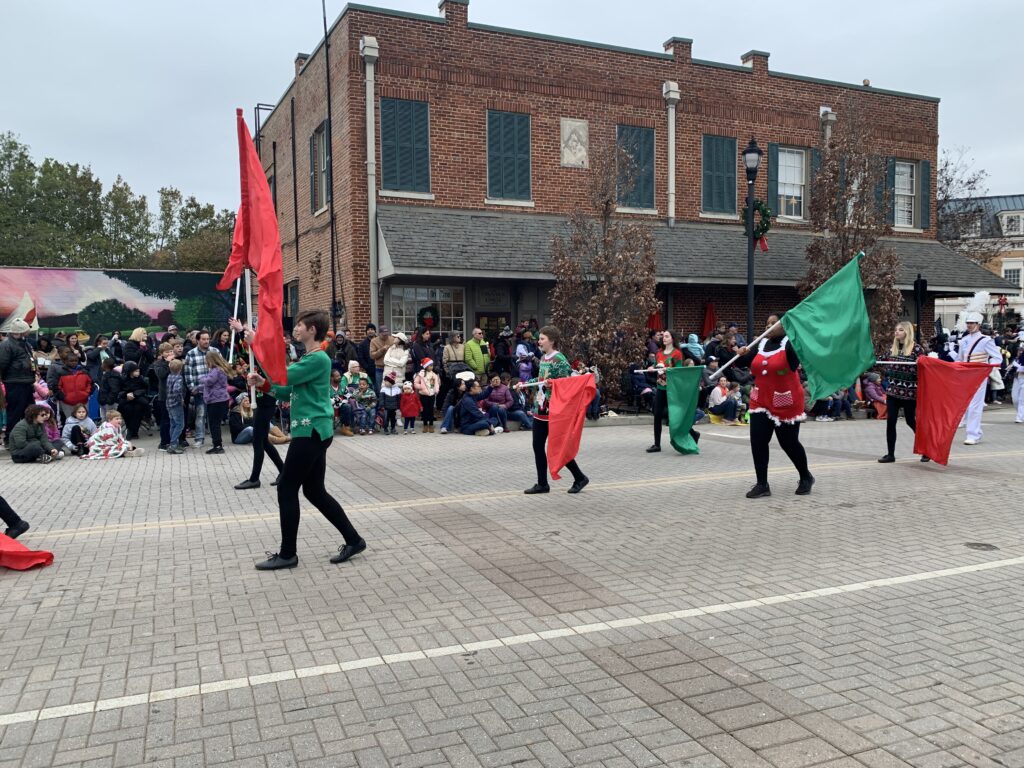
[742,138,763,340]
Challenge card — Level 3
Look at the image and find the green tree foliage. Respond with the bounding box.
[173,294,224,332]
[77,298,153,337]
[0,134,229,270]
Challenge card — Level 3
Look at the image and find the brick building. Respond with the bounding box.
[256,0,1008,340]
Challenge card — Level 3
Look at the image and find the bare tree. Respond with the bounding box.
[936,146,1004,267]
[801,97,903,349]
[550,142,660,398]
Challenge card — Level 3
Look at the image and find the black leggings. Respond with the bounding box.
[277,432,360,559]
[419,394,435,425]
[886,396,916,455]
[0,495,23,528]
[249,401,284,482]
[532,418,584,486]
[749,411,811,486]
[653,388,700,447]
[206,400,229,448]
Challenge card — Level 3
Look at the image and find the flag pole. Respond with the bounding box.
[709,321,781,380]
[244,267,256,402]
[227,277,242,363]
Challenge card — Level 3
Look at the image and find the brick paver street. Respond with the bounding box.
[1,407,1023,768]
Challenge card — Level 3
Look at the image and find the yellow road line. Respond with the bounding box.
[38,449,1024,540]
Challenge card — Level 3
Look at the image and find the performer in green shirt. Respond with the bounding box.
[247,310,366,571]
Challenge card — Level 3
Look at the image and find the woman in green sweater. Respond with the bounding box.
[246,310,366,571]
[517,326,589,495]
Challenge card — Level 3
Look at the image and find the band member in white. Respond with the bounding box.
[957,311,1000,445]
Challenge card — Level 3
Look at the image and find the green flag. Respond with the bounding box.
[666,366,703,455]
[782,253,875,402]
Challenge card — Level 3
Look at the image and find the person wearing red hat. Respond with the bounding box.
[413,358,440,432]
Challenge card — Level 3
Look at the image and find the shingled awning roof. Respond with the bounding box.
[378,204,1014,293]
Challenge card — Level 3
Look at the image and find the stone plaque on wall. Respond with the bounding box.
[477,286,510,310]
[560,118,589,168]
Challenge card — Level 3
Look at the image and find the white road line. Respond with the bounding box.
[2,554,1022,728]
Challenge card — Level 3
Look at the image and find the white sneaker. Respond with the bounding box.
[494,426,504,434]
[964,438,979,445]
[439,428,448,434]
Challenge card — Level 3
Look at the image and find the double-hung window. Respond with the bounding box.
[777,148,806,218]
[309,121,329,213]
[381,98,430,193]
[894,161,916,228]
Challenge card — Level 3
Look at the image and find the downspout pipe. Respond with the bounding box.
[361,36,380,326]
[663,81,680,227]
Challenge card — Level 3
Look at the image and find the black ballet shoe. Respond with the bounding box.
[795,475,815,495]
[568,476,589,494]
[255,553,298,571]
[877,454,895,463]
[524,484,550,494]
[646,445,661,453]
[746,484,771,499]
[330,538,366,564]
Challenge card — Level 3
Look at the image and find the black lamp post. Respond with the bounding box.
[742,138,763,340]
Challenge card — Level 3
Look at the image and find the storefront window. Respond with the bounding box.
[390,286,465,334]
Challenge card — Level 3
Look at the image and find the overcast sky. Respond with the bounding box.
[2,0,1017,214]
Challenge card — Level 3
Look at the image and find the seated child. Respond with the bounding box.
[82,410,144,459]
[61,403,97,455]
[9,404,65,463]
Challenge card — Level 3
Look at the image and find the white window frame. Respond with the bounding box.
[964,218,981,238]
[894,161,916,228]
[1002,213,1022,235]
[777,148,807,220]
[389,286,465,336]
[315,125,329,213]
[1003,267,1021,287]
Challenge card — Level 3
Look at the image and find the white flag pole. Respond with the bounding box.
[227,277,242,363]
[709,320,782,380]
[244,268,256,402]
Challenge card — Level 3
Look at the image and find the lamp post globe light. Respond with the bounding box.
[742,138,763,340]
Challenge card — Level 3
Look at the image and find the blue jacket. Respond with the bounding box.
[458,391,488,425]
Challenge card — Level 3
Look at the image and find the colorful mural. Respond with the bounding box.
[0,268,234,335]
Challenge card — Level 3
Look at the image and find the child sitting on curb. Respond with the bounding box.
[82,410,144,459]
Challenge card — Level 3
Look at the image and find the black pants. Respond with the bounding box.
[154,398,170,446]
[749,411,811,486]
[886,396,916,455]
[249,401,284,482]
[0,495,23,528]
[653,388,700,448]
[385,409,397,432]
[11,443,45,463]
[206,400,228,448]
[120,399,150,439]
[532,418,584,486]
[277,432,360,559]
[419,394,435,425]
[4,382,32,441]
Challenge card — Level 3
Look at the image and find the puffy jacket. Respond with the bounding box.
[99,370,123,406]
[123,339,153,375]
[58,366,94,405]
[9,419,54,453]
[0,336,36,384]
[465,339,490,375]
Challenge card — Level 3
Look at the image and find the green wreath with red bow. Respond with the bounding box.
[741,199,773,252]
[417,304,439,330]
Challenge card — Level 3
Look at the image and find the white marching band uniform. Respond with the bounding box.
[957,324,1001,443]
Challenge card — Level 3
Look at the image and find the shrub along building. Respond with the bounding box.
[255,0,1009,340]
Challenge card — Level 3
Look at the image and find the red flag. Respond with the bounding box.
[701,302,716,338]
[914,357,994,465]
[0,533,53,570]
[546,373,596,481]
[230,108,288,385]
[215,204,246,291]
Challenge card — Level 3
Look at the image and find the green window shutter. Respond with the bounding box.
[487,111,501,198]
[487,111,530,200]
[515,113,531,200]
[396,101,413,190]
[309,134,316,213]
[412,101,430,193]
[702,135,736,213]
[381,98,398,191]
[766,143,779,213]
[809,148,821,213]
[919,159,931,229]
[617,125,653,208]
[885,157,896,226]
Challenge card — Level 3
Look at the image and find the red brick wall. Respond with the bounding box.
[258,3,940,330]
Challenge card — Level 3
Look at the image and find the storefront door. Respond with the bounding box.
[475,312,510,342]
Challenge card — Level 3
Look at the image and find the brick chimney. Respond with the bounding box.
[438,0,468,26]
[294,52,310,76]
[740,49,770,75]
[663,36,692,64]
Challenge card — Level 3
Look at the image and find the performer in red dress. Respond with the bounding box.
[734,314,814,498]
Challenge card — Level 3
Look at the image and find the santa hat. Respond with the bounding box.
[420,358,434,368]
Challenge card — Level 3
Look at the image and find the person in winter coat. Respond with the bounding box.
[465,328,491,382]
[500,372,534,430]
[35,336,60,365]
[123,327,154,376]
[229,393,256,444]
[458,379,500,435]
[379,372,402,434]
[55,352,94,421]
[97,358,122,419]
[10,405,63,463]
[333,330,358,373]
[863,373,887,418]
[85,335,111,383]
[410,329,436,376]
[151,342,174,450]
[442,330,468,381]
[439,377,468,434]
[198,350,232,454]
[352,378,377,434]
[369,325,393,390]
[165,358,186,453]
[117,361,151,440]
[61,403,97,455]
[493,326,515,376]
[356,324,377,382]
[399,381,421,433]
[413,358,440,432]
[383,332,411,382]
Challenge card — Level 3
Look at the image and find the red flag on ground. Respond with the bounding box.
[0,534,53,570]
[221,108,288,385]
[914,357,995,465]
[546,373,596,481]
[216,204,246,291]
[701,302,716,338]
